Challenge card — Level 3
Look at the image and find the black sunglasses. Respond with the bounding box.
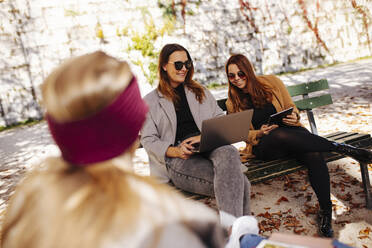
[227,71,246,80]
[169,60,193,70]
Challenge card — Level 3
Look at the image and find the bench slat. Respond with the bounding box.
[293,94,333,110]
[248,165,304,184]
[323,131,347,139]
[326,132,368,141]
[334,133,371,143]
[287,79,329,96]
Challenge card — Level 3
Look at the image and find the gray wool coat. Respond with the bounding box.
[140,85,224,182]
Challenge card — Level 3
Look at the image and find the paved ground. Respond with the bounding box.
[0,59,371,247]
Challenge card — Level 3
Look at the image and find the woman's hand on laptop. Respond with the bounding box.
[182,135,201,147]
[166,135,201,159]
[166,145,193,159]
[179,135,201,155]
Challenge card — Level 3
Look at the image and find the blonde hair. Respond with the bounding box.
[1,51,169,248]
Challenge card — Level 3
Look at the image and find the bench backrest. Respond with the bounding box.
[287,79,332,111]
[217,79,333,135]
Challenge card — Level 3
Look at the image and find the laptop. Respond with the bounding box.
[191,109,253,153]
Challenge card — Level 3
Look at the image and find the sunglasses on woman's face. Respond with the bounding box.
[228,71,246,80]
[169,60,192,70]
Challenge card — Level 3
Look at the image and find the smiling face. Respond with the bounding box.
[227,63,247,89]
[162,51,189,88]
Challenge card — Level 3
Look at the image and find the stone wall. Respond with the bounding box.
[0,0,371,126]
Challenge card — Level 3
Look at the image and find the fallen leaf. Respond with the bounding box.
[283,209,292,214]
[294,228,306,234]
[276,196,289,205]
[303,203,318,216]
[350,201,364,209]
[272,211,282,217]
[359,227,371,235]
[300,184,310,191]
[264,227,273,232]
[294,193,304,198]
[358,236,370,239]
[258,211,272,219]
[337,192,352,201]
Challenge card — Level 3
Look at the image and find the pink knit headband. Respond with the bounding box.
[46,77,148,166]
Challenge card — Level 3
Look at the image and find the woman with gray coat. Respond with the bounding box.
[141,44,251,228]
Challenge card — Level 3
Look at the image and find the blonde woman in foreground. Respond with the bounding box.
[1,51,231,248]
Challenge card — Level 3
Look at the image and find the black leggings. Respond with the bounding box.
[253,126,334,211]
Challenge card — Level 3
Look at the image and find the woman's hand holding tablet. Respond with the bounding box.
[267,107,294,125]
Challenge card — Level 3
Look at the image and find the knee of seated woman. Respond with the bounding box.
[210,145,241,166]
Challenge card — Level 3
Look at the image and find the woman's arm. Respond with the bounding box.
[140,110,175,163]
[140,108,194,160]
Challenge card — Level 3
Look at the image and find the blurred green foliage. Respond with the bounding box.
[0,118,41,132]
[158,0,175,19]
[123,4,176,85]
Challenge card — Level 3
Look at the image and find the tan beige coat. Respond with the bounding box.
[226,75,303,161]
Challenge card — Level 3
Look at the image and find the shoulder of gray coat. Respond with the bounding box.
[143,89,160,102]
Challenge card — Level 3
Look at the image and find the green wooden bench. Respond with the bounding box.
[217,79,372,209]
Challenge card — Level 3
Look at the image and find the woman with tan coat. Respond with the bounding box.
[225,54,372,238]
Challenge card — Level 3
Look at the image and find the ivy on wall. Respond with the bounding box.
[158,0,201,32]
[351,0,372,54]
[298,0,329,53]
[239,0,260,33]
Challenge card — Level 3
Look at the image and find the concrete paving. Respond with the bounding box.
[0,59,371,247]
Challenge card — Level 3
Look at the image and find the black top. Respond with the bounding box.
[244,93,276,129]
[174,84,200,145]
[252,103,276,129]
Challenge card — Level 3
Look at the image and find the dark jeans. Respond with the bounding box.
[253,126,334,211]
[240,234,354,248]
[166,145,251,217]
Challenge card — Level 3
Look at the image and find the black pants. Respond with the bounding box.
[253,126,334,211]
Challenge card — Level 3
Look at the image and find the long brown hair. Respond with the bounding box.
[1,51,170,248]
[158,43,205,104]
[225,54,272,111]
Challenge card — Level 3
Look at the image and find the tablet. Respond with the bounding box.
[268,107,293,125]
